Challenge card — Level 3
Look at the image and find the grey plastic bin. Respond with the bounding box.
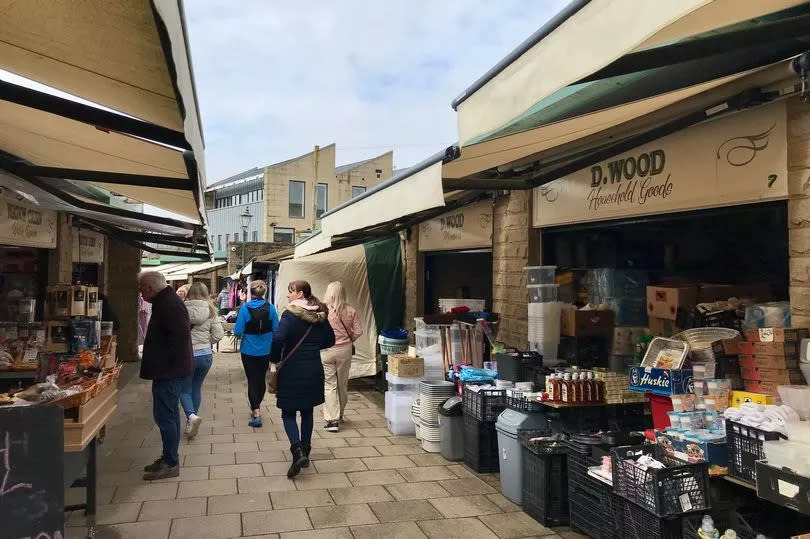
[438,397,464,461]
[495,408,548,504]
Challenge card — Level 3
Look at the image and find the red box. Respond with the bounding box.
[646,286,698,321]
[745,328,809,343]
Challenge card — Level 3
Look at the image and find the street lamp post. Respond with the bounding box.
[240,207,253,271]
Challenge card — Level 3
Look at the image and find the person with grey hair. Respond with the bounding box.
[138,271,193,480]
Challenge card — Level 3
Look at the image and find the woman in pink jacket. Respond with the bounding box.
[321,281,363,433]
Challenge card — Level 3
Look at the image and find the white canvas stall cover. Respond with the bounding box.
[454,0,807,145]
[275,244,377,379]
[0,0,208,225]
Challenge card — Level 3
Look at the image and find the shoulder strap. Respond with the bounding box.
[278,324,313,370]
[337,313,354,342]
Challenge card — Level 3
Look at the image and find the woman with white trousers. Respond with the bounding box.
[321,281,363,433]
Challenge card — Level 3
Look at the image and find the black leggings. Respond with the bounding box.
[241,353,270,410]
[281,408,314,448]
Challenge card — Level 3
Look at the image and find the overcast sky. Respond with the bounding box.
[185,1,566,183]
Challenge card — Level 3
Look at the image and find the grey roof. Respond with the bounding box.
[335,150,392,175]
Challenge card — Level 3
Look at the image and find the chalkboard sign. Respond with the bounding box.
[0,406,64,539]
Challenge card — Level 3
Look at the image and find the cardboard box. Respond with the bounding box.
[656,429,728,468]
[738,340,799,357]
[44,321,69,353]
[743,380,780,396]
[745,328,809,343]
[611,326,647,355]
[648,317,683,338]
[561,309,615,337]
[646,286,698,321]
[730,390,774,407]
[387,354,424,377]
[628,366,694,396]
[86,286,99,318]
[739,354,799,370]
[70,285,87,316]
[740,366,805,384]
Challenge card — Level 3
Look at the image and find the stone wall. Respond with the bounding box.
[788,97,810,327]
[104,238,141,363]
[403,226,422,331]
[492,191,533,349]
[227,242,290,274]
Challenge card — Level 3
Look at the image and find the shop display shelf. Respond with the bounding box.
[462,414,499,473]
[726,419,785,485]
[569,483,624,539]
[520,432,569,527]
[462,385,506,421]
[611,444,711,518]
[620,496,684,539]
[755,461,810,515]
[682,511,761,539]
[505,394,544,413]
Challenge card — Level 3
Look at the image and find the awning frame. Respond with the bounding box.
[76,218,208,260]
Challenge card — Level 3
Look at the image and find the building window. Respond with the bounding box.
[316,183,328,218]
[225,233,230,245]
[234,230,239,242]
[289,180,305,218]
[252,230,258,242]
[351,186,366,198]
[274,227,295,244]
[259,189,264,200]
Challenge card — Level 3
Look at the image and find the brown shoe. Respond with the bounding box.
[143,461,180,480]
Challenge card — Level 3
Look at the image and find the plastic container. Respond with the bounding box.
[386,391,416,435]
[520,431,569,526]
[528,284,559,303]
[463,414,499,472]
[726,419,786,484]
[438,298,486,312]
[415,329,440,356]
[639,337,690,369]
[682,511,763,539]
[755,460,810,514]
[378,335,409,355]
[463,386,506,421]
[524,266,556,285]
[667,411,682,430]
[621,496,684,539]
[438,397,463,461]
[495,410,549,504]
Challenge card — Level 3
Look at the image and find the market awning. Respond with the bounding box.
[153,260,226,281]
[0,0,209,255]
[452,0,810,146]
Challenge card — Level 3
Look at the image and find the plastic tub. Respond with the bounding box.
[415,329,440,356]
[528,285,559,303]
[524,266,557,285]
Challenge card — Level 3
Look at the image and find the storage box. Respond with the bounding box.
[739,366,804,384]
[656,429,728,468]
[387,354,424,377]
[561,309,614,337]
[745,328,809,343]
[738,354,799,370]
[628,366,694,396]
[648,317,683,338]
[755,461,810,515]
[743,380,780,395]
[611,326,647,355]
[730,390,774,407]
[646,286,698,321]
[738,340,799,357]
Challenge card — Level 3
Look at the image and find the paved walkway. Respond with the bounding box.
[66,351,585,539]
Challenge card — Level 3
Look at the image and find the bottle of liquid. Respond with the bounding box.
[721,530,738,539]
[561,373,573,403]
[590,372,603,402]
[546,373,555,401]
[570,373,579,403]
[582,371,593,403]
[697,515,719,539]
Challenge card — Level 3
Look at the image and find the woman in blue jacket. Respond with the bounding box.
[233,280,279,427]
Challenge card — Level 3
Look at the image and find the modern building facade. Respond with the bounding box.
[205,147,393,251]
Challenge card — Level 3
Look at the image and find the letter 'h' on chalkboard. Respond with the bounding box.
[1,406,64,539]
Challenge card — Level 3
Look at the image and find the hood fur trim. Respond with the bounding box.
[287,304,326,324]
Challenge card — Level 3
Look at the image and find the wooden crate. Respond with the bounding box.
[64,384,118,452]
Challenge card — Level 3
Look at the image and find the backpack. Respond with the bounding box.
[244,302,273,335]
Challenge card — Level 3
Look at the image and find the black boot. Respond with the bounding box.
[287,443,307,478]
[301,444,311,468]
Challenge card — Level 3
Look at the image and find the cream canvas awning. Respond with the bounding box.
[452,0,809,146]
[0,0,209,256]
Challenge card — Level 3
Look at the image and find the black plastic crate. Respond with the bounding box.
[682,511,760,539]
[520,434,568,526]
[727,419,785,484]
[462,386,506,421]
[569,483,625,539]
[611,444,710,518]
[505,394,545,413]
[462,414,499,473]
[621,496,684,539]
[756,461,810,515]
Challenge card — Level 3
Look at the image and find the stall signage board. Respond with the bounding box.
[533,101,788,227]
[72,229,104,264]
[418,199,492,252]
[0,189,57,248]
[0,405,64,538]
[628,366,694,396]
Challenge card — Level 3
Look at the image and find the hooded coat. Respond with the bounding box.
[270,305,335,410]
[186,299,224,351]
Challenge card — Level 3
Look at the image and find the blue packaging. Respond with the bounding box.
[628,366,694,396]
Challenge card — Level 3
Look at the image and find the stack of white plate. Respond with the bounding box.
[423,352,445,381]
[418,380,456,452]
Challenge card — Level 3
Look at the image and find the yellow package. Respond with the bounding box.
[730,390,774,407]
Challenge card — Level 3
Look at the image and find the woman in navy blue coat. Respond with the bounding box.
[271,280,335,478]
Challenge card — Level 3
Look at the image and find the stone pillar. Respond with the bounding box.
[492,191,531,349]
[789,97,810,327]
[403,226,423,332]
[106,238,141,363]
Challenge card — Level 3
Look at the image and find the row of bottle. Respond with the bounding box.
[697,514,758,539]
[545,371,604,403]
